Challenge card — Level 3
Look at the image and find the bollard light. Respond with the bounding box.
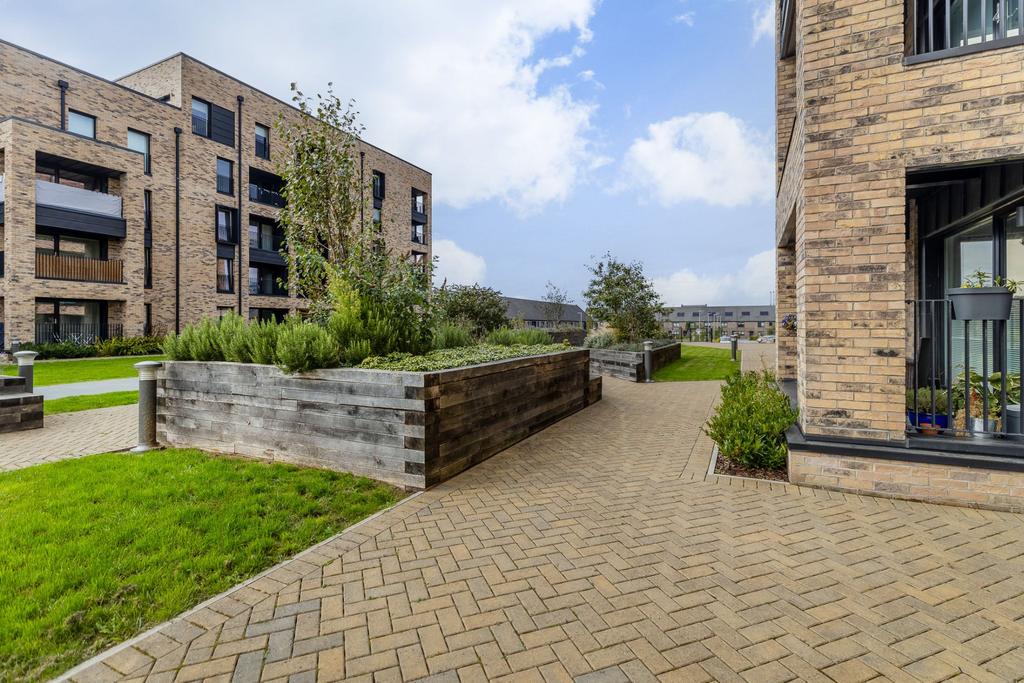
[13,350,39,393]
[132,361,163,453]
[643,340,654,384]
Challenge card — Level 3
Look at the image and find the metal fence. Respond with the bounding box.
[908,298,1023,439]
[35,322,124,345]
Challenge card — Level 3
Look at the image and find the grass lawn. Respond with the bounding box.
[1,355,165,386]
[0,449,402,680]
[44,390,139,415]
[653,344,741,382]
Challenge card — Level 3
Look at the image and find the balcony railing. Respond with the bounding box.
[908,298,1022,440]
[35,179,121,218]
[249,184,285,208]
[35,321,123,344]
[36,252,124,283]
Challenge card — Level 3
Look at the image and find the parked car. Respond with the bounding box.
[758,335,776,344]
[719,335,735,343]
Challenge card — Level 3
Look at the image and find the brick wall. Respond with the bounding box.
[790,450,1024,513]
[776,1,1024,442]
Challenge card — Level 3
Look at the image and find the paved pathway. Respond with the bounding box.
[40,377,139,400]
[64,380,1024,682]
[0,403,136,471]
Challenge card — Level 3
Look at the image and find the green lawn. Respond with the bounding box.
[653,345,741,382]
[44,391,139,415]
[1,355,165,386]
[0,450,402,680]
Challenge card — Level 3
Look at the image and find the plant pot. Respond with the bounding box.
[947,287,1013,321]
[907,410,949,431]
[969,416,1001,438]
[1005,404,1022,436]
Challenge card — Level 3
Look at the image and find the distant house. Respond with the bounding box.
[658,304,775,340]
[502,297,587,329]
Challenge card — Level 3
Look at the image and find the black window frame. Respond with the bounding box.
[217,256,234,293]
[372,171,386,200]
[215,206,238,244]
[216,157,234,196]
[67,110,96,139]
[255,123,270,160]
[908,0,1024,63]
[128,128,152,174]
[144,246,153,289]
[249,215,284,252]
[191,97,211,137]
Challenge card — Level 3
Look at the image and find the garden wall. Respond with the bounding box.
[589,342,680,382]
[156,349,594,489]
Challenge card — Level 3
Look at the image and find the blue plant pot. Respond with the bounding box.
[907,410,949,430]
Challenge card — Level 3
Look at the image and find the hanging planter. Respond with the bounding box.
[947,270,1019,321]
[780,313,797,333]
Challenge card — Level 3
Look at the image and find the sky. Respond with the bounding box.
[1,0,777,307]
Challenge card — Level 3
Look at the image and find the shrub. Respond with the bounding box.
[215,312,252,363]
[704,371,798,471]
[247,319,280,365]
[905,388,949,414]
[583,332,615,349]
[274,320,338,373]
[433,284,508,336]
[20,341,96,359]
[484,327,551,346]
[93,336,165,357]
[431,323,474,350]
[163,318,223,361]
[359,343,568,372]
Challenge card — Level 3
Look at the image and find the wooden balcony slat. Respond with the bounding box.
[35,252,123,283]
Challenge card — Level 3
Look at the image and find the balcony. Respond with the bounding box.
[411,194,427,223]
[249,184,285,208]
[35,321,123,344]
[35,179,126,238]
[36,252,123,283]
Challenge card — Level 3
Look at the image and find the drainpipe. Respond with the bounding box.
[57,79,68,129]
[174,126,182,333]
[359,151,365,227]
[236,95,244,315]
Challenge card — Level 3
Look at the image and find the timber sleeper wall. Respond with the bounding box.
[589,342,680,382]
[156,349,594,489]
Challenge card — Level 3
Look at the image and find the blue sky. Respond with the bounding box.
[1,0,776,306]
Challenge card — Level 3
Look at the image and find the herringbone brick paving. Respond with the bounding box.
[63,380,1024,682]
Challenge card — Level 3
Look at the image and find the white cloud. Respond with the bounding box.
[752,1,774,44]
[1,1,603,216]
[674,11,696,26]
[433,239,487,287]
[654,250,775,305]
[621,112,773,207]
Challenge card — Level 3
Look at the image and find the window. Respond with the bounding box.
[145,304,152,336]
[191,98,210,137]
[144,190,153,234]
[128,129,151,173]
[912,0,1022,58]
[411,222,425,244]
[249,216,283,251]
[67,110,95,138]
[249,264,288,296]
[216,207,237,243]
[372,208,382,225]
[217,306,235,318]
[372,171,385,200]
[411,189,426,215]
[741,311,750,316]
[216,158,233,195]
[255,124,270,159]
[725,311,734,317]
[217,257,234,293]
[410,250,427,266]
[692,312,700,317]
[144,247,153,289]
[249,168,285,207]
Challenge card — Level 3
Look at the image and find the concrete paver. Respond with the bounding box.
[0,403,136,471]
[60,379,1024,681]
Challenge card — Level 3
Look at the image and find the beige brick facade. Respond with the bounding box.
[0,41,431,344]
[776,1,1024,507]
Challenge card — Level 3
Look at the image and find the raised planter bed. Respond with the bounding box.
[156,349,597,489]
[589,342,681,382]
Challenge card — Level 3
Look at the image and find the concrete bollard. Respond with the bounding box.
[131,361,163,453]
[730,337,738,362]
[643,340,654,383]
[13,350,38,393]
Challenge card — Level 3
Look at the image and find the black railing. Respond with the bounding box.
[249,184,285,208]
[908,298,1023,439]
[35,322,124,345]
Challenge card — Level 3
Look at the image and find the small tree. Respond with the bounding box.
[434,284,508,337]
[541,281,571,327]
[583,254,663,342]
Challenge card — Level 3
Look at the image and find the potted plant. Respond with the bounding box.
[952,371,1005,437]
[906,388,950,435]
[947,269,1020,321]
[989,371,1022,436]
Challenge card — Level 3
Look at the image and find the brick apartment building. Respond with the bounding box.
[0,40,431,347]
[776,0,1024,509]
[658,304,776,339]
